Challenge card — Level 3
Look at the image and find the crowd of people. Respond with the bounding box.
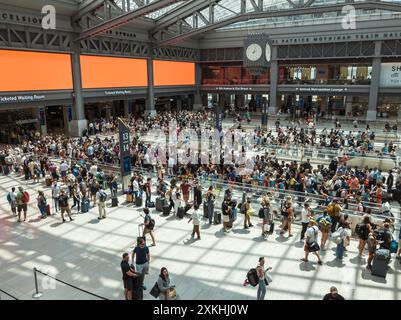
[1,110,401,301]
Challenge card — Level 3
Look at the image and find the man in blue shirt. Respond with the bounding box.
[132,238,150,290]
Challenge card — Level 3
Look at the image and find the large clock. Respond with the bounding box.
[246,43,263,62]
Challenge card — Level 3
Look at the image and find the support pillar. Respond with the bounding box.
[177,96,182,111]
[35,107,47,136]
[367,41,381,121]
[269,47,278,114]
[105,106,112,121]
[345,95,353,118]
[70,42,87,136]
[146,53,156,118]
[194,62,203,111]
[123,100,131,117]
[193,93,202,111]
[62,106,71,135]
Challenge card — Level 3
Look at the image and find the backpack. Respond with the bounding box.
[99,191,107,202]
[258,208,265,219]
[22,192,30,203]
[7,192,12,202]
[355,223,368,238]
[318,216,332,232]
[148,218,155,230]
[246,268,258,287]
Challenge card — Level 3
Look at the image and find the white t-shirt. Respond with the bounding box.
[190,208,201,226]
[301,208,310,224]
[306,226,319,244]
[52,185,61,198]
[132,180,139,192]
[90,165,97,176]
[60,162,69,172]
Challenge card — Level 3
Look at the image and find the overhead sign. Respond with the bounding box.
[105,90,133,96]
[118,118,131,178]
[295,87,348,93]
[380,63,401,87]
[0,94,46,103]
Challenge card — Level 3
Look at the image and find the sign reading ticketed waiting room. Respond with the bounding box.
[380,63,401,87]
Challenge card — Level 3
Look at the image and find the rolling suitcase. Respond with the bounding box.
[371,249,390,278]
[203,201,209,218]
[3,165,9,175]
[213,211,221,224]
[163,205,171,216]
[46,204,51,216]
[81,198,90,213]
[135,195,143,207]
[45,176,52,187]
[156,197,166,212]
[137,225,145,246]
[111,197,118,207]
[177,207,185,219]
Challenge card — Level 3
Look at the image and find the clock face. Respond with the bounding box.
[266,43,271,62]
[246,43,263,62]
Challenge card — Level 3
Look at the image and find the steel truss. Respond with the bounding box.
[151,0,401,46]
[152,45,199,60]
[0,24,72,51]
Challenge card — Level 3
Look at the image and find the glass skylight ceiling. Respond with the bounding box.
[114,0,186,20]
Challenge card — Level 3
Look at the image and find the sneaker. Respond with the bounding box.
[98,217,102,220]
[70,218,74,221]
[317,261,323,265]
[366,265,372,270]
[62,219,66,223]
[301,258,309,262]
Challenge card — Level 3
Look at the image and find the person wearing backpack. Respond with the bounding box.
[7,187,17,217]
[59,189,73,223]
[16,186,29,222]
[302,220,323,265]
[36,190,47,219]
[334,222,351,261]
[356,215,371,257]
[96,187,107,220]
[143,208,156,246]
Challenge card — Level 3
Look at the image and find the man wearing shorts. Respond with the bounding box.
[58,189,73,223]
[7,187,17,217]
[132,239,149,290]
[121,253,136,300]
[16,186,28,222]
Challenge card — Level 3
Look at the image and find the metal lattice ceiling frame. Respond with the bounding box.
[151,0,401,46]
[74,0,188,40]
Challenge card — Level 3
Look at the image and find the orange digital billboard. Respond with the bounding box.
[0,50,73,92]
[80,55,148,89]
[153,60,195,86]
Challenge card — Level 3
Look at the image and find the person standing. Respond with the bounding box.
[181,180,191,206]
[120,252,136,300]
[335,222,351,261]
[357,215,371,257]
[58,189,73,223]
[316,211,332,250]
[188,203,201,240]
[205,186,215,225]
[222,198,232,233]
[96,187,107,220]
[396,224,401,260]
[51,181,61,214]
[302,220,323,265]
[366,225,378,269]
[16,186,29,222]
[142,208,156,246]
[145,177,152,208]
[7,187,17,217]
[132,239,150,291]
[256,257,266,300]
[244,197,254,229]
[300,203,312,242]
[36,190,47,219]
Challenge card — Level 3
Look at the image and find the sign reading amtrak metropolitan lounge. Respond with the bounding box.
[380,63,401,87]
[0,94,46,103]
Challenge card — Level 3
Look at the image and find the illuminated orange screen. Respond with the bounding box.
[80,55,148,89]
[153,60,195,86]
[0,50,73,92]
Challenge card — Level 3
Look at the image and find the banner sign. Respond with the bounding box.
[118,118,131,177]
[380,63,401,87]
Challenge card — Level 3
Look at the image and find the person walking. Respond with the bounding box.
[188,203,201,240]
[300,203,312,242]
[96,187,107,220]
[58,189,73,223]
[132,238,150,291]
[157,268,178,300]
[335,222,351,261]
[142,208,156,246]
[16,186,29,222]
[357,215,371,257]
[366,225,378,269]
[222,198,232,233]
[316,211,332,250]
[145,177,152,208]
[36,190,47,219]
[7,187,17,217]
[256,257,267,300]
[51,181,61,214]
[71,184,81,213]
[302,220,323,265]
[244,197,254,229]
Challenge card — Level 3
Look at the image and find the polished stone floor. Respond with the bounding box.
[1,171,400,300]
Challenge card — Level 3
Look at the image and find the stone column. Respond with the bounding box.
[69,41,87,137]
[269,46,278,114]
[367,41,382,121]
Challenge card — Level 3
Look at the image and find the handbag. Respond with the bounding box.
[308,241,320,252]
[265,272,273,284]
[149,282,160,298]
[167,287,177,300]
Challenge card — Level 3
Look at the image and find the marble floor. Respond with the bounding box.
[0,171,400,300]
